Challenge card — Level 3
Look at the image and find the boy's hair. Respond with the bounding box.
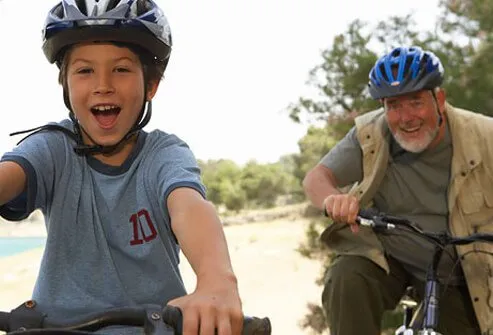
[57,42,167,91]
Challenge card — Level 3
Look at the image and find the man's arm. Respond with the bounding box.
[303,164,341,210]
[0,161,27,206]
[303,127,364,210]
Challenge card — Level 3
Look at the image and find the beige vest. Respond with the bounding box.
[321,103,493,333]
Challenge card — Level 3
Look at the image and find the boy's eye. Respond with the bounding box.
[76,68,93,74]
[115,67,131,73]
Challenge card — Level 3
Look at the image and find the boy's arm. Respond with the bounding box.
[0,161,27,206]
[167,187,242,335]
[168,187,236,282]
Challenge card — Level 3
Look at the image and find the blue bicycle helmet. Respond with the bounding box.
[42,0,172,66]
[368,46,444,99]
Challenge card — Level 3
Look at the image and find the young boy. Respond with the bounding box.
[0,0,243,334]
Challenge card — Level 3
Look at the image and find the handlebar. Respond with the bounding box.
[357,208,493,246]
[0,302,271,335]
[349,208,493,332]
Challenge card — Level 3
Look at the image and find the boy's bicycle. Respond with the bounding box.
[356,208,493,335]
[0,302,271,335]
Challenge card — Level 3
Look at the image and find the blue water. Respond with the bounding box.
[0,237,46,258]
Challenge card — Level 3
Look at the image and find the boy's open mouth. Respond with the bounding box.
[91,105,121,128]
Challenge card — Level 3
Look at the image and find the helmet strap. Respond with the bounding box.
[430,89,443,127]
[72,98,151,155]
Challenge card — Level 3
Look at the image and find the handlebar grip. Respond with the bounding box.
[0,312,9,332]
[161,305,182,333]
[161,306,271,335]
[358,208,379,219]
[242,316,272,335]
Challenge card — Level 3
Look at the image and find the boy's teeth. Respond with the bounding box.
[95,105,116,111]
[91,105,121,115]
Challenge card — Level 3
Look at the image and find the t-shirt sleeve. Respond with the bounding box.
[0,131,67,220]
[319,126,364,187]
[149,136,206,209]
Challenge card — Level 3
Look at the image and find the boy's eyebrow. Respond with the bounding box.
[71,56,136,65]
[71,58,91,65]
[112,56,137,63]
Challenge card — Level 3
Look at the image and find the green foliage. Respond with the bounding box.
[240,160,298,208]
[199,159,243,207]
[198,159,300,211]
[440,0,493,37]
[288,19,380,124]
[218,179,247,212]
[292,126,338,183]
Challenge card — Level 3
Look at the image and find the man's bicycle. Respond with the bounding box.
[356,208,493,335]
[0,302,271,335]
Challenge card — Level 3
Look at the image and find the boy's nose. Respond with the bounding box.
[93,73,115,95]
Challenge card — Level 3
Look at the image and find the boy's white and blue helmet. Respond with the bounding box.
[42,0,172,66]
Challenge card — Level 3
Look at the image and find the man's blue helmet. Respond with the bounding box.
[368,46,444,99]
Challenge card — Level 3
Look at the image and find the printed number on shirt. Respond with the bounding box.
[129,209,157,245]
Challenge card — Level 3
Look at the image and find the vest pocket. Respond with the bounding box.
[468,222,493,312]
[458,168,493,219]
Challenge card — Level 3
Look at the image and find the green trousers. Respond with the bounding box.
[321,255,481,335]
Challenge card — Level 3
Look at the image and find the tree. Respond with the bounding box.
[287,19,380,125]
[199,159,302,211]
[199,159,246,211]
[240,160,298,208]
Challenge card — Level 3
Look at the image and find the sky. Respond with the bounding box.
[0,0,441,165]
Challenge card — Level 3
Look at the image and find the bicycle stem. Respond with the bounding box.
[423,244,443,330]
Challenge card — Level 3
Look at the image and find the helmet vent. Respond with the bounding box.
[75,0,88,15]
[404,57,413,75]
[378,63,389,82]
[136,0,151,15]
[106,0,120,11]
[52,3,65,18]
[421,53,430,67]
[391,48,401,57]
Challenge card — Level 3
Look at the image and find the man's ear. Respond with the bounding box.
[436,88,446,111]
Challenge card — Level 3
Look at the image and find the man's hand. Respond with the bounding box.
[323,194,360,233]
[167,273,243,335]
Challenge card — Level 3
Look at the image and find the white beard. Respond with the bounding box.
[392,125,439,153]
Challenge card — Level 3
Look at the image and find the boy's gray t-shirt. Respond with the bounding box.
[319,124,464,285]
[0,120,206,331]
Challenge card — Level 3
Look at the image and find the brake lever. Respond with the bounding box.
[357,216,395,231]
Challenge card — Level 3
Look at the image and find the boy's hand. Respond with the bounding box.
[167,273,243,335]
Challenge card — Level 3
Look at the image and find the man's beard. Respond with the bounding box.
[392,124,439,153]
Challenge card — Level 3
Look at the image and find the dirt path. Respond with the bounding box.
[0,218,324,334]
